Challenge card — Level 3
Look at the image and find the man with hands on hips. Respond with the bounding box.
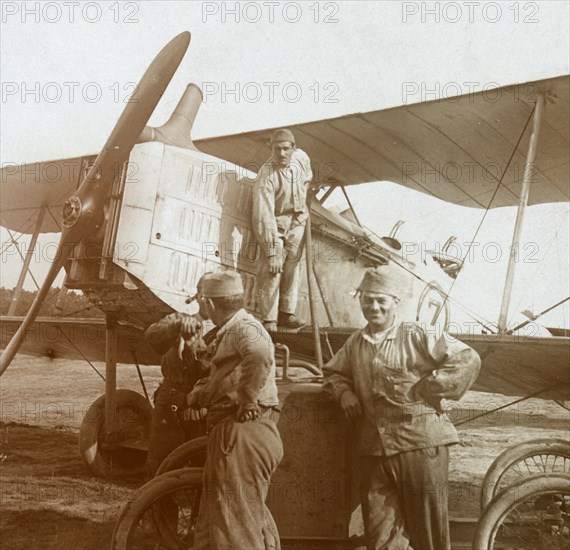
[323,263,480,550]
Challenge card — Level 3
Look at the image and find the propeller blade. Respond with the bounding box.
[0,245,70,375]
[62,31,191,244]
[0,32,191,375]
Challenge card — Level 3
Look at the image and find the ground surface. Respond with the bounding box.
[0,356,568,549]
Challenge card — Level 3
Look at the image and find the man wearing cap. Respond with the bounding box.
[252,128,313,330]
[143,275,216,477]
[323,263,480,550]
[186,270,283,550]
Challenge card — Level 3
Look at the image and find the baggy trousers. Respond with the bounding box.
[256,223,305,322]
[359,446,450,550]
[194,412,284,550]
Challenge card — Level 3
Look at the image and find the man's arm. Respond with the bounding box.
[233,322,275,418]
[412,326,481,404]
[251,165,280,262]
[290,149,313,229]
[145,312,202,355]
[322,341,362,419]
[296,148,313,186]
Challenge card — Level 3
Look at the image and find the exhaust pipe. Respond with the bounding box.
[138,83,202,150]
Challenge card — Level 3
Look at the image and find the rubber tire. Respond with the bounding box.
[112,467,203,550]
[473,473,570,550]
[79,389,152,480]
[155,436,208,476]
[480,438,570,510]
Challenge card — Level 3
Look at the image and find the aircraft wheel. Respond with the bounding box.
[79,389,152,480]
[473,473,570,550]
[155,436,207,476]
[111,467,203,550]
[480,438,570,511]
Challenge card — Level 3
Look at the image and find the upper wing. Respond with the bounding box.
[0,155,96,234]
[3,75,568,234]
[196,75,569,209]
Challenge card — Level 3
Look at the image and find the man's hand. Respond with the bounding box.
[268,255,283,275]
[183,407,208,422]
[412,380,444,414]
[179,315,202,339]
[186,382,207,410]
[159,312,200,338]
[186,391,199,409]
[237,404,261,422]
[339,390,362,420]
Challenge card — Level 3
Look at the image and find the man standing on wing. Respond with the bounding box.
[252,128,312,331]
[323,263,480,550]
[187,270,283,550]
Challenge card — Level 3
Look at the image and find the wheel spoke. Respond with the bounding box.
[481,440,570,510]
[478,475,570,549]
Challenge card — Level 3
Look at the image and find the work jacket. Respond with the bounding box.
[251,149,312,258]
[323,321,481,456]
[189,309,280,411]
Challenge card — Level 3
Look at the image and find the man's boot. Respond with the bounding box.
[278,312,305,329]
[263,321,278,332]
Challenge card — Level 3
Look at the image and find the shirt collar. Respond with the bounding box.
[215,308,246,340]
[361,321,399,344]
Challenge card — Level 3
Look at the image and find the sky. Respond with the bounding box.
[0,0,569,328]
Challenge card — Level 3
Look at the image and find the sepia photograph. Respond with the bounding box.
[1,1,569,549]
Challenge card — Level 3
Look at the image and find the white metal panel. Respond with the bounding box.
[114,142,263,314]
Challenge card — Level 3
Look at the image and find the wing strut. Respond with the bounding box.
[498,96,544,332]
[7,206,45,315]
[305,192,324,372]
[507,296,570,335]
[105,315,118,435]
[340,186,363,228]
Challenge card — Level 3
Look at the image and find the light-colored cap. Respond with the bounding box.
[201,271,244,298]
[270,128,295,145]
[357,263,412,298]
[196,271,213,292]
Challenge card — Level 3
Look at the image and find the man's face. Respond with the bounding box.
[359,292,399,330]
[271,141,294,167]
[197,291,210,320]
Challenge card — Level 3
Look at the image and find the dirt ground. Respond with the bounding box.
[1,356,568,549]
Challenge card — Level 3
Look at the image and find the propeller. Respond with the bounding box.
[0,32,191,375]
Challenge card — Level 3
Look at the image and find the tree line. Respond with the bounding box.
[0,287,104,318]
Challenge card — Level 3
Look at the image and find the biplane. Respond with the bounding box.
[1,31,569,548]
